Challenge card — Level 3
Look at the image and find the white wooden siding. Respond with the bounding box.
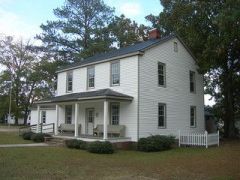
[139,38,205,138]
[54,56,139,141]
[31,108,56,125]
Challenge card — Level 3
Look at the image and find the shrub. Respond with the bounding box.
[87,141,114,154]
[31,133,50,142]
[22,131,35,140]
[137,135,175,152]
[65,139,87,150]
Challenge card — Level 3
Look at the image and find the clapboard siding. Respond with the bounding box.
[55,56,139,141]
[139,38,205,138]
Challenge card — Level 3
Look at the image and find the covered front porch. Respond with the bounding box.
[35,89,133,141]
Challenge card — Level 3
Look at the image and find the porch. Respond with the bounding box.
[35,89,133,141]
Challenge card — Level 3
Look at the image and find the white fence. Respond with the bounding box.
[178,130,219,148]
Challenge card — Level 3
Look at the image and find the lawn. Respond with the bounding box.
[0,132,33,144]
[0,133,239,180]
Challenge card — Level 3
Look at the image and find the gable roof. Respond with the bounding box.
[57,34,197,73]
[57,34,177,73]
[36,88,133,104]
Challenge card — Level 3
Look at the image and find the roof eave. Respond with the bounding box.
[56,51,144,73]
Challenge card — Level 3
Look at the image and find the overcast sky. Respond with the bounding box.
[0,0,214,106]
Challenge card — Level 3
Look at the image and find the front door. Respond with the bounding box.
[86,108,94,135]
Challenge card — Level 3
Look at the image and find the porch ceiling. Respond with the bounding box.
[35,88,133,104]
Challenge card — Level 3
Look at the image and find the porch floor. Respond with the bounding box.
[53,133,131,142]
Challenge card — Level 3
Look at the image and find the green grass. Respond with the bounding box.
[0,132,33,144]
[0,133,239,180]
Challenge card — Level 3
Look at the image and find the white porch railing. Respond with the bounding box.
[178,130,219,148]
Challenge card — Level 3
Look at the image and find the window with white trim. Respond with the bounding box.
[190,71,196,93]
[111,61,120,86]
[190,106,196,127]
[66,71,73,92]
[65,105,72,124]
[87,67,95,88]
[111,103,119,125]
[158,62,166,87]
[174,42,178,52]
[41,111,46,124]
[158,103,166,128]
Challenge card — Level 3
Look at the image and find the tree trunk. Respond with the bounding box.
[223,67,236,138]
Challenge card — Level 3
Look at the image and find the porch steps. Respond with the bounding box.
[44,137,66,147]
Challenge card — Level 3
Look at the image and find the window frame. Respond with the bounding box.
[110,61,120,86]
[190,106,196,128]
[41,111,46,124]
[87,66,95,89]
[190,71,196,93]
[66,71,73,92]
[174,41,178,52]
[158,62,166,87]
[65,105,72,124]
[158,103,166,128]
[110,103,120,125]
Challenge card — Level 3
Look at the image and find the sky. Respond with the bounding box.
[0,0,162,40]
[0,0,215,106]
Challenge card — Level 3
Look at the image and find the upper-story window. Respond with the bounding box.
[87,66,95,88]
[66,71,73,92]
[158,62,166,87]
[190,71,196,93]
[111,61,120,86]
[174,42,178,52]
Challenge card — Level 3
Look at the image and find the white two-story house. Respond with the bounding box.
[31,29,205,142]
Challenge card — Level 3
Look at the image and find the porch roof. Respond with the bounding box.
[36,88,133,104]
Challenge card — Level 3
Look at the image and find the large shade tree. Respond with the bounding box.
[109,14,150,48]
[37,0,115,62]
[0,36,56,124]
[146,0,240,137]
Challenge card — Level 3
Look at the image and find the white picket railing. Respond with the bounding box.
[178,130,219,148]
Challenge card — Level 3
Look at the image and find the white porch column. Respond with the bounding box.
[36,105,40,133]
[55,104,59,135]
[74,103,79,137]
[103,100,109,140]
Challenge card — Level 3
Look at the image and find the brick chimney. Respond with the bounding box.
[148,28,161,39]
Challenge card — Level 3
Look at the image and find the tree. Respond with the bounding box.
[37,0,115,62]
[147,0,240,137]
[109,14,150,48]
[0,36,55,125]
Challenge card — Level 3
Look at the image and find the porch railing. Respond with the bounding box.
[178,130,219,148]
[19,123,55,135]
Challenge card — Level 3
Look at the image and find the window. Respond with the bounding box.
[190,71,196,93]
[41,111,46,124]
[158,62,166,87]
[87,67,95,88]
[111,103,120,125]
[174,42,178,52]
[66,71,73,92]
[158,103,166,128]
[65,105,72,124]
[190,106,196,127]
[111,61,120,86]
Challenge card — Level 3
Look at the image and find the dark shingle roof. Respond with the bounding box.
[57,34,176,72]
[36,89,133,104]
